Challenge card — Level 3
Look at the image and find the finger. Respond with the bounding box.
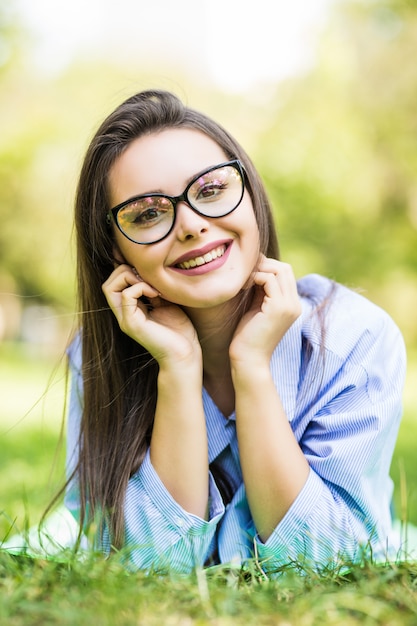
[253,269,301,316]
[146,295,172,309]
[252,271,282,299]
[103,272,160,324]
[257,258,288,276]
[273,262,298,295]
[256,260,298,295]
[103,266,159,298]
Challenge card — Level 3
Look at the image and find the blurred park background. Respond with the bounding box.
[1,0,416,542]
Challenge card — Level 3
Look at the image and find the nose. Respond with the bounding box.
[174,201,210,241]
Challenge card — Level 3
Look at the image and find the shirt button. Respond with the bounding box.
[175,517,184,528]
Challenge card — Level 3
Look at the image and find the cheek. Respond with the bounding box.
[113,231,157,271]
[244,222,262,274]
[126,248,168,288]
[129,253,159,281]
[240,195,259,233]
[242,207,261,255]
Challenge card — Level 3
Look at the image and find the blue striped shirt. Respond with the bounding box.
[65,274,406,573]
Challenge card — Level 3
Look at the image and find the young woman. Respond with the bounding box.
[65,89,406,573]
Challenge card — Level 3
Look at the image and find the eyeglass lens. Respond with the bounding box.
[115,162,243,244]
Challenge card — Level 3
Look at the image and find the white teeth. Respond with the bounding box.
[178,245,226,270]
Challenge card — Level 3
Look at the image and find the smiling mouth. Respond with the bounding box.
[176,245,227,270]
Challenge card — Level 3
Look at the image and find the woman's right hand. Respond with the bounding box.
[104,267,208,520]
[102,264,202,369]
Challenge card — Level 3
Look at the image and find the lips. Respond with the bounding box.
[172,240,232,270]
[177,245,227,270]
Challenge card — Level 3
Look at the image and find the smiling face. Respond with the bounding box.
[108,128,260,310]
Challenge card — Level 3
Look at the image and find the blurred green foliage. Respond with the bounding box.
[255,0,417,347]
[0,0,416,353]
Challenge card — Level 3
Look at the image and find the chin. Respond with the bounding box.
[181,287,245,310]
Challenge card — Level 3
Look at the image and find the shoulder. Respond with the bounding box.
[297,274,405,361]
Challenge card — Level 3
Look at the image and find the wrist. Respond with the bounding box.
[229,340,274,372]
[158,355,203,383]
[230,356,272,385]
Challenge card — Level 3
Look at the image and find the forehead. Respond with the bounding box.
[108,128,228,205]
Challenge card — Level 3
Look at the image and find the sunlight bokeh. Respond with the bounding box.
[16,0,336,91]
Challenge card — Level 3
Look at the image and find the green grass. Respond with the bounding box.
[1,343,417,625]
[1,551,417,625]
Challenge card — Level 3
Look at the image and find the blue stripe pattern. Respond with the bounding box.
[65,274,406,573]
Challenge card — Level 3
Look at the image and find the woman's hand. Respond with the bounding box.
[102,264,202,369]
[230,258,307,539]
[229,258,301,369]
[103,265,208,517]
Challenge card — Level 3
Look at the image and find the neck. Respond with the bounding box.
[183,288,253,380]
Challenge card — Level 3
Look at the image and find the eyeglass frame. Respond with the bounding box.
[106,159,246,245]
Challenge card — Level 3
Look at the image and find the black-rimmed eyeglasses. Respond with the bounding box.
[106,160,245,245]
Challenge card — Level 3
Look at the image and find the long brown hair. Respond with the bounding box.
[73,89,280,547]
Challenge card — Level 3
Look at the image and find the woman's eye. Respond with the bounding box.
[134,208,161,223]
[197,181,227,201]
[122,202,170,227]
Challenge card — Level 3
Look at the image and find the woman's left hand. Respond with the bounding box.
[229,257,301,368]
[229,259,309,541]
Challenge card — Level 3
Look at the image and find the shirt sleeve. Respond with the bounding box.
[118,450,225,572]
[254,300,406,572]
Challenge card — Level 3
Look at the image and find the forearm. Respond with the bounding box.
[252,468,384,572]
[232,361,309,542]
[150,363,209,519]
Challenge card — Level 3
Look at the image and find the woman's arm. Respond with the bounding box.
[229,259,309,541]
[102,264,209,518]
[150,359,209,519]
[65,332,223,573]
[230,270,406,568]
[232,364,309,541]
[252,354,404,570]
